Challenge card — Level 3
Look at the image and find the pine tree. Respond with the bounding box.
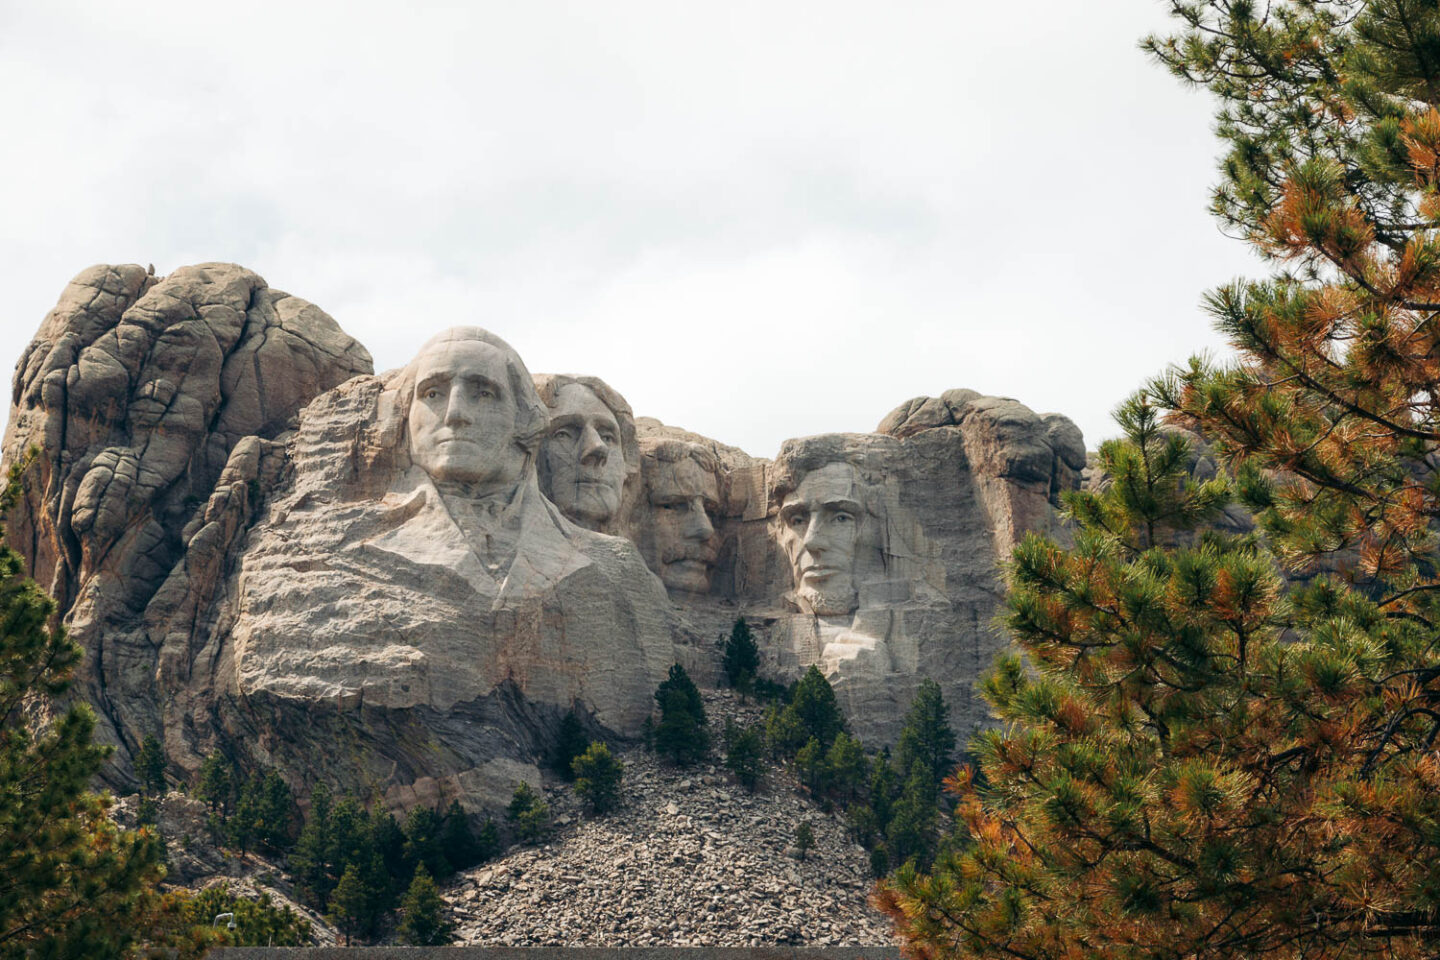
[793,820,815,862]
[327,862,371,946]
[196,750,235,817]
[653,664,710,765]
[878,388,1435,957]
[572,741,624,814]
[227,782,258,859]
[893,679,955,791]
[474,817,500,863]
[403,805,449,879]
[722,615,760,690]
[794,736,827,795]
[290,783,334,908]
[150,882,312,948]
[0,459,166,957]
[506,781,550,844]
[440,800,485,872]
[723,720,764,791]
[398,864,452,946]
[550,707,588,780]
[884,770,939,871]
[790,666,844,749]
[136,733,167,797]
[369,809,408,896]
[766,665,845,759]
[824,731,867,803]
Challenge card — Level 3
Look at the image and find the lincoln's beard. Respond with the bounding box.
[795,581,857,617]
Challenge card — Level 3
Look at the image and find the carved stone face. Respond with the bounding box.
[542,382,628,528]
[407,339,526,495]
[779,462,862,616]
[648,456,720,593]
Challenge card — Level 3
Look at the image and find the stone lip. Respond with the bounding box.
[215,950,899,959]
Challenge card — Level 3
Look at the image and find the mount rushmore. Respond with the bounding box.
[2,263,1086,815]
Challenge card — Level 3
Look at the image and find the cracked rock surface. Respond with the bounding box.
[3,263,372,778]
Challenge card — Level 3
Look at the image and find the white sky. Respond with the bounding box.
[0,0,1262,458]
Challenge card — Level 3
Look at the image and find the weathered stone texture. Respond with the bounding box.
[3,263,372,767]
[2,262,1086,815]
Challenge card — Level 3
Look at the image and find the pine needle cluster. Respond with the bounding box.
[879,4,1440,956]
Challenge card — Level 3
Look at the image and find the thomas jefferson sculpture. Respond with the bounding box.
[636,438,722,594]
[533,374,637,534]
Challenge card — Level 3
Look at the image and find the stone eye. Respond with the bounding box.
[833,512,854,524]
[424,387,441,401]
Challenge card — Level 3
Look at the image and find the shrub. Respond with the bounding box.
[572,741,624,814]
[505,782,549,844]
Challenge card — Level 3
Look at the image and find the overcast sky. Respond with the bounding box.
[0,0,1262,458]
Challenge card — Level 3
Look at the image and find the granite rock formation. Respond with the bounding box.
[3,263,372,762]
[3,262,1085,815]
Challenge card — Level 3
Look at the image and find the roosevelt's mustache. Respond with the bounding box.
[660,542,719,565]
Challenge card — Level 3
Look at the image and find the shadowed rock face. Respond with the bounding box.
[3,262,1086,816]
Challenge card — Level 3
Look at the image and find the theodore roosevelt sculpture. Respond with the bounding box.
[533,374,637,533]
[636,438,721,594]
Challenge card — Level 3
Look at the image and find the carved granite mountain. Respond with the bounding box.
[3,263,1086,816]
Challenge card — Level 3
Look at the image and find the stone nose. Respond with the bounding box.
[684,499,714,541]
[579,423,608,466]
[443,383,475,426]
[800,515,831,555]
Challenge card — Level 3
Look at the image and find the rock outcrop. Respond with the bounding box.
[3,263,372,766]
[3,262,1085,815]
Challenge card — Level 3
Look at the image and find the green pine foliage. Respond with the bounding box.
[722,615,760,690]
[397,865,453,946]
[135,734,167,797]
[403,805,449,879]
[795,737,826,795]
[228,768,295,857]
[794,820,815,862]
[196,751,235,816]
[162,882,312,947]
[550,707,589,780]
[289,783,336,908]
[0,458,166,958]
[823,732,867,804]
[474,817,500,863]
[879,384,1440,956]
[653,664,710,765]
[572,741,624,814]
[893,679,955,790]
[326,861,374,946]
[289,784,467,938]
[440,800,489,872]
[766,666,844,760]
[723,719,764,791]
[506,782,550,844]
